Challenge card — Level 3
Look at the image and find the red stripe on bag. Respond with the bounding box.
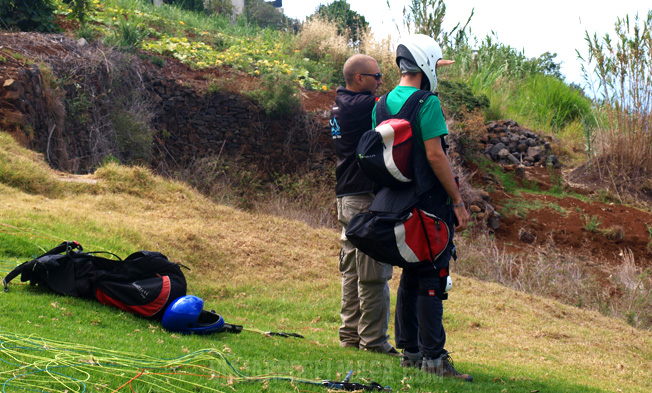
[96,276,171,317]
[387,119,412,145]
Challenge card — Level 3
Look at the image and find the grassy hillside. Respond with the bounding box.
[2,1,652,391]
[1,132,652,393]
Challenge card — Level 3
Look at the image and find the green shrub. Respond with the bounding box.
[310,0,368,43]
[246,73,300,119]
[579,11,652,189]
[245,0,294,30]
[437,79,489,118]
[204,0,235,17]
[109,19,149,49]
[63,0,92,26]
[76,23,98,41]
[519,74,591,130]
[0,0,59,32]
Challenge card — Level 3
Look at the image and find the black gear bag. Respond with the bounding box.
[3,241,187,320]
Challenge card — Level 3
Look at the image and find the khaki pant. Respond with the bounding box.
[337,194,394,350]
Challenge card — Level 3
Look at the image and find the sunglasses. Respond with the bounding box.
[360,72,382,81]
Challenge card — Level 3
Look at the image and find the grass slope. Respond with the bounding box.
[1,133,651,392]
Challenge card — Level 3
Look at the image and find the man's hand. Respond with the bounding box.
[453,204,469,232]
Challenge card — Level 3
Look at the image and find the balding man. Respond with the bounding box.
[330,54,399,356]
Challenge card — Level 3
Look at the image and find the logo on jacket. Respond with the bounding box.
[330,117,341,139]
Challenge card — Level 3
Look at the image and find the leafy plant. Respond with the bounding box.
[110,19,149,49]
[0,0,60,32]
[76,23,97,41]
[437,79,489,118]
[62,0,93,26]
[548,164,564,195]
[204,0,235,17]
[111,110,153,165]
[166,0,205,13]
[246,73,300,119]
[401,0,473,50]
[244,0,296,30]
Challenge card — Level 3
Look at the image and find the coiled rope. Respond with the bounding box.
[0,331,320,393]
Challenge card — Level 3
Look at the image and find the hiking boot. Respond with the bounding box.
[400,350,422,368]
[422,352,473,382]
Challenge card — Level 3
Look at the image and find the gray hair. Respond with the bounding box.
[399,58,421,74]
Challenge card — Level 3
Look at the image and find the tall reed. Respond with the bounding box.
[579,11,652,189]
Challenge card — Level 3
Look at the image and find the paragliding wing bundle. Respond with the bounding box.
[3,242,187,320]
[94,250,187,319]
[346,205,450,268]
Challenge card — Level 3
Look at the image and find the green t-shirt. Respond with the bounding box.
[372,85,448,149]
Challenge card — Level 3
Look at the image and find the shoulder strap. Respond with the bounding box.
[375,90,434,126]
[395,90,434,124]
[375,93,389,123]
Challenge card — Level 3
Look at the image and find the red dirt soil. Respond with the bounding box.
[487,166,652,271]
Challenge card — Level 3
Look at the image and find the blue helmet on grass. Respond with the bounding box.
[161,295,225,334]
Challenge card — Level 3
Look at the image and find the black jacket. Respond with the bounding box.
[330,87,377,197]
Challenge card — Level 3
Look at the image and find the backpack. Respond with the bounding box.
[355,90,433,189]
[3,241,187,320]
[346,186,451,268]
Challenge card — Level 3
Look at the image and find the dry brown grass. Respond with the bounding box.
[455,232,652,329]
[449,274,652,392]
[296,17,352,67]
[296,18,403,94]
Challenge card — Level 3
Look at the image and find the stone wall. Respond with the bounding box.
[148,77,332,173]
[0,45,333,175]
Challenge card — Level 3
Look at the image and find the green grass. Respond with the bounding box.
[444,35,593,136]
[487,74,591,133]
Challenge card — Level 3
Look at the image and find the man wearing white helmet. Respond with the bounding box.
[371,34,472,381]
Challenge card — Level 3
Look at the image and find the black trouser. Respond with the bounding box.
[394,248,450,359]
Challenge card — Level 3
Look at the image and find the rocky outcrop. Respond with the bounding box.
[480,119,560,168]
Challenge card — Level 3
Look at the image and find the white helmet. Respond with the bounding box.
[396,34,442,92]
